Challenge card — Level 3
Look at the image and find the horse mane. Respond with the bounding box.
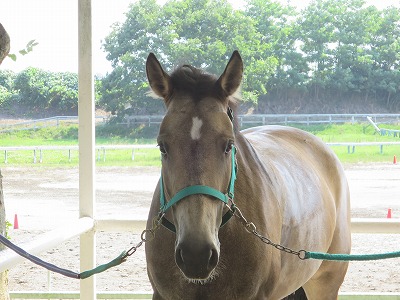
[169,65,240,126]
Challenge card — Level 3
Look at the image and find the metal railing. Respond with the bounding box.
[327,141,400,154]
[2,217,400,299]
[1,142,400,164]
[0,145,157,164]
[0,116,108,132]
[2,114,400,132]
[125,113,400,127]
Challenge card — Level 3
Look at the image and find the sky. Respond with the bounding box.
[1,0,399,76]
[1,0,132,75]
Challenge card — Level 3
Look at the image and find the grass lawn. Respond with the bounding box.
[0,122,399,166]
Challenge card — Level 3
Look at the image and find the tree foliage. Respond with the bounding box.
[7,39,39,62]
[0,68,105,116]
[100,0,400,114]
[2,0,400,116]
[287,0,400,110]
[100,0,278,115]
[0,68,79,115]
[13,68,79,113]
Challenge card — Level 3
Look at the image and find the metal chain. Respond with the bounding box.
[231,204,306,260]
[123,204,307,261]
[123,213,164,259]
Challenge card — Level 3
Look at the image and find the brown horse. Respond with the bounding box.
[145,51,351,299]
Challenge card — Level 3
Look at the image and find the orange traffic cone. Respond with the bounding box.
[394,155,397,164]
[13,214,19,229]
[387,208,392,219]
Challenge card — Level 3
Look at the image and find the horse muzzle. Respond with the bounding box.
[175,239,219,280]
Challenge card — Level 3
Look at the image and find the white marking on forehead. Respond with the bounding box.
[190,117,203,140]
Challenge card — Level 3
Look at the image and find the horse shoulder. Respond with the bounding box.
[241,125,349,242]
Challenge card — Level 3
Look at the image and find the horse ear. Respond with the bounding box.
[146,53,170,99]
[217,50,243,96]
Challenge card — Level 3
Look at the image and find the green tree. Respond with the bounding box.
[101,0,164,115]
[100,0,277,115]
[295,0,346,99]
[294,0,400,110]
[245,0,307,108]
[47,72,78,112]
[101,0,400,114]
[0,70,16,107]
[366,6,400,107]
[14,67,51,109]
[13,68,78,114]
[0,70,15,90]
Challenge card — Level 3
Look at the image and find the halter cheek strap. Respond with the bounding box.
[159,145,237,233]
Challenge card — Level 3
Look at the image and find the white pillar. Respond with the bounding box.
[78,0,96,299]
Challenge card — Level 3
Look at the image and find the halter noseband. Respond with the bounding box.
[158,109,237,233]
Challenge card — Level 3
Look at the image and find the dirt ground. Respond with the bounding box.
[1,163,400,294]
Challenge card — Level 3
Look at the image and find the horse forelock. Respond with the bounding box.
[168,65,238,104]
[168,65,217,99]
[166,65,240,131]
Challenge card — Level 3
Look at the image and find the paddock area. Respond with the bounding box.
[1,162,399,295]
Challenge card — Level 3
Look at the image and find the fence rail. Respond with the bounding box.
[9,291,153,299]
[1,142,400,164]
[2,114,400,132]
[3,217,400,299]
[327,141,400,154]
[125,113,400,127]
[0,145,157,164]
[0,116,107,132]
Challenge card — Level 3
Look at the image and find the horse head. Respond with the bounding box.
[146,51,243,282]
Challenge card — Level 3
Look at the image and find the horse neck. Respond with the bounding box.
[233,132,281,237]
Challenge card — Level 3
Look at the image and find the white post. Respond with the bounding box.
[78,0,96,299]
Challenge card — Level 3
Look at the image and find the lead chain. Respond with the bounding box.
[123,213,164,258]
[231,204,306,260]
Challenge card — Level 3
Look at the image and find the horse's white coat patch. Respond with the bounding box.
[190,117,203,140]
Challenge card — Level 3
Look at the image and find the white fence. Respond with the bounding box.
[0,116,108,133]
[0,145,157,164]
[1,142,400,164]
[327,141,400,154]
[120,113,400,128]
[1,218,399,299]
[2,114,400,132]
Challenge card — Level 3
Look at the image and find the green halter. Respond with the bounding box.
[159,145,237,233]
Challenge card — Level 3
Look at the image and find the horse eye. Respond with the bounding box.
[225,141,234,154]
[158,143,167,155]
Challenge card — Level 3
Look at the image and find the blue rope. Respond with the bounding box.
[0,234,126,279]
[305,250,400,261]
[79,251,127,279]
[0,234,80,279]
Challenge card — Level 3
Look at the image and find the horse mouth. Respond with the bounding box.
[178,261,224,285]
[175,245,222,284]
[183,269,219,285]
[176,247,219,281]
[179,267,216,283]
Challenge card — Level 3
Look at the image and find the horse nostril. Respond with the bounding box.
[176,247,185,269]
[208,248,218,270]
[175,243,219,279]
